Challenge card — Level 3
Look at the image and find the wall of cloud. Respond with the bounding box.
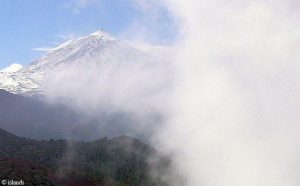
[154,0,300,186]
[41,0,300,185]
[42,45,172,140]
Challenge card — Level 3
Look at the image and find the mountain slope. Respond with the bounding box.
[0,63,23,73]
[0,128,169,186]
[0,30,158,95]
[0,89,147,141]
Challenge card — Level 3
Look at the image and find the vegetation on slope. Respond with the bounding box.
[0,128,170,186]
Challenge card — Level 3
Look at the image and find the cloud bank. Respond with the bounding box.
[42,44,172,140]
[152,0,300,186]
[39,1,300,185]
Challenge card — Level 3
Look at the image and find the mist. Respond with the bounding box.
[38,0,300,185]
[41,46,172,140]
[154,0,300,186]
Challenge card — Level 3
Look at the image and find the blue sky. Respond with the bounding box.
[0,0,175,69]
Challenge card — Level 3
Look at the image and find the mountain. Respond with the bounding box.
[0,30,158,95]
[0,72,39,95]
[0,29,164,142]
[0,89,85,140]
[0,89,150,141]
[0,63,23,73]
[0,128,169,186]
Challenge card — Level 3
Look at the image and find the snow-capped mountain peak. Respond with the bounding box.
[0,63,23,73]
[0,30,159,95]
[89,29,116,40]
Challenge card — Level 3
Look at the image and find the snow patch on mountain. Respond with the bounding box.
[0,30,165,95]
[0,63,23,73]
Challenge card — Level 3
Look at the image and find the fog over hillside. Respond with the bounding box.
[0,30,170,141]
[0,89,156,141]
[1,1,300,186]
[151,1,300,186]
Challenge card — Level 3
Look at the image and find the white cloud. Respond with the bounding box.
[32,47,54,52]
[27,1,300,185]
[75,0,99,7]
[64,0,101,14]
[152,1,300,186]
[118,0,176,45]
[33,33,77,52]
[56,34,77,41]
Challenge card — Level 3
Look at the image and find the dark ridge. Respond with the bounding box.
[0,128,170,186]
[0,90,155,142]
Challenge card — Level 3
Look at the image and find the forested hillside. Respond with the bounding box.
[0,128,169,186]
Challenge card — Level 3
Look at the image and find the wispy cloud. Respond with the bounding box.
[32,32,78,53]
[64,0,101,14]
[32,47,54,52]
[56,34,77,41]
[75,0,100,8]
